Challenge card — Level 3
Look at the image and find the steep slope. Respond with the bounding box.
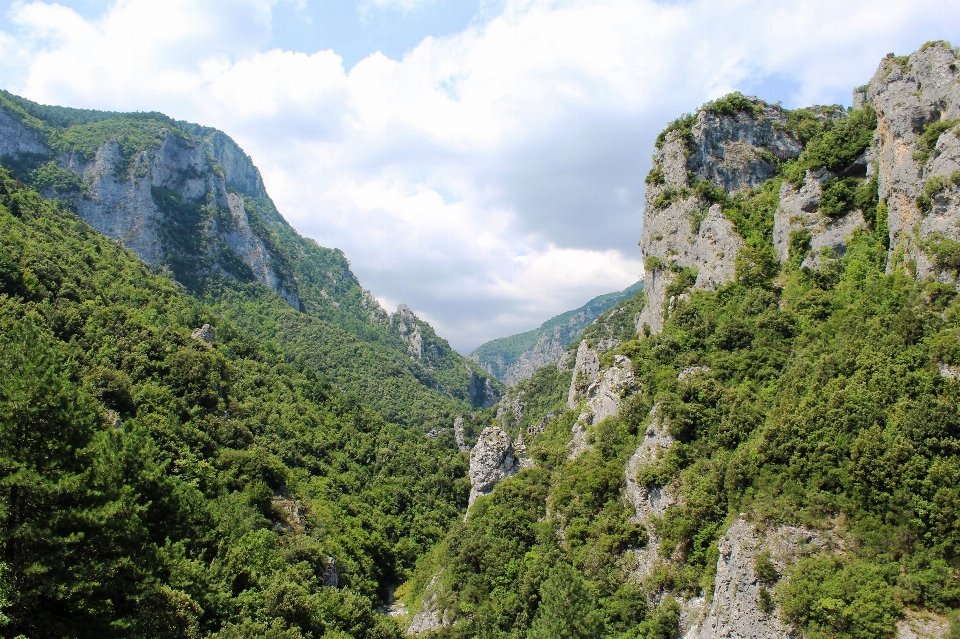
[0,169,468,638]
[402,42,960,639]
[471,281,643,386]
[0,91,501,428]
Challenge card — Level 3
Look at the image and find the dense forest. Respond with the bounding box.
[0,169,468,637]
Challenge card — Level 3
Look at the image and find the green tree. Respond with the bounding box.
[527,562,602,639]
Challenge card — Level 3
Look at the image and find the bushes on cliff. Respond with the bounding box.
[783,106,877,185]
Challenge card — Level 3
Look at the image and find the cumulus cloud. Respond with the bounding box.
[2,0,960,351]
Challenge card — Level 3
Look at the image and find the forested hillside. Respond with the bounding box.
[402,41,960,639]
[0,169,467,637]
[0,90,501,431]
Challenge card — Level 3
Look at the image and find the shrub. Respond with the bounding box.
[655,113,697,150]
[704,92,762,118]
[913,119,959,166]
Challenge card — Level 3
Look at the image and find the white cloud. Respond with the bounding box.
[2,0,960,351]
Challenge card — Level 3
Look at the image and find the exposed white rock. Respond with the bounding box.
[191,324,215,345]
[0,108,48,156]
[678,366,712,381]
[393,304,424,359]
[453,416,469,451]
[685,519,830,639]
[583,355,634,425]
[406,576,450,635]
[624,407,677,581]
[468,427,520,506]
[858,43,960,279]
[567,340,601,408]
[638,99,814,335]
[939,361,960,380]
[896,610,951,639]
[773,167,867,268]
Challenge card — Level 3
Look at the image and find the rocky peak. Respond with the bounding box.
[857,41,960,280]
[638,96,823,334]
[0,103,301,306]
[392,304,424,359]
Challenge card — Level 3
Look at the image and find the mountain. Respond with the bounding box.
[0,90,501,431]
[0,167,470,637]
[400,41,960,639]
[470,280,643,386]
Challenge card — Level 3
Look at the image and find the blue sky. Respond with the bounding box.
[1,0,959,352]
[0,0,491,69]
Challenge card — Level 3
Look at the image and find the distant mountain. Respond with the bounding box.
[470,280,643,385]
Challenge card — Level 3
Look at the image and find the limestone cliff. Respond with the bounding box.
[856,42,960,281]
[638,98,812,333]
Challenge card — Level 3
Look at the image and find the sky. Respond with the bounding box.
[1,0,959,353]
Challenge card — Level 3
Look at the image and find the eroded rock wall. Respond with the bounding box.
[859,43,960,279]
[638,100,809,334]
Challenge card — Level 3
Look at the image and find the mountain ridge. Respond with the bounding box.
[0,89,502,428]
[470,280,643,386]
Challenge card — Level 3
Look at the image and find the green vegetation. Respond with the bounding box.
[913,119,959,166]
[0,91,502,433]
[917,170,960,214]
[645,166,665,186]
[703,92,762,119]
[652,186,688,210]
[655,113,696,150]
[774,107,839,147]
[408,179,960,638]
[782,106,877,186]
[0,169,469,637]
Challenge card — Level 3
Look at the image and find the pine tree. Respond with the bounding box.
[527,562,602,639]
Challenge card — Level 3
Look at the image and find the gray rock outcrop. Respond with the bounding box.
[637,99,815,334]
[773,167,867,268]
[453,416,469,451]
[468,426,521,506]
[191,324,215,345]
[685,519,829,639]
[406,576,450,635]
[857,42,960,280]
[624,407,676,582]
[0,109,301,306]
[896,611,951,639]
[567,340,601,408]
[0,107,48,157]
[393,304,424,359]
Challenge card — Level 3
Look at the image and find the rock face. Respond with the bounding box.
[190,324,215,345]
[896,610,951,639]
[406,577,450,635]
[392,304,424,359]
[685,520,829,639]
[0,107,301,306]
[773,167,868,268]
[856,43,960,280]
[468,427,521,506]
[624,406,676,582]
[638,99,811,334]
[0,108,48,157]
[567,340,602,408]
